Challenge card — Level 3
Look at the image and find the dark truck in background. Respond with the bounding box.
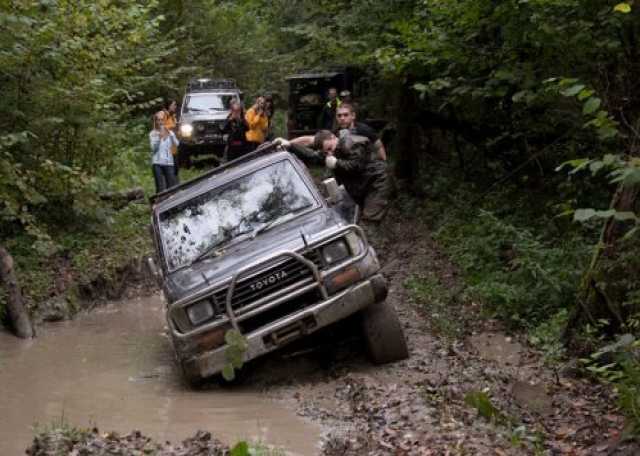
[147,143,408,384]
[285,67,393,151]
[285,67,366,139]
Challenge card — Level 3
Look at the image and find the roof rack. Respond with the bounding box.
[186,78,238,92]
[149,141,282,206]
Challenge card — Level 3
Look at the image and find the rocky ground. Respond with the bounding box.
[27,207,639,455]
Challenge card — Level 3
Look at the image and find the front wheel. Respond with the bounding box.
[362,300,409,364]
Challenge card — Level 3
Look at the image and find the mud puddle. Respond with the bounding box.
[0,294,320,455]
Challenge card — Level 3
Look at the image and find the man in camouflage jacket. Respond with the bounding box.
[276,130,391,222]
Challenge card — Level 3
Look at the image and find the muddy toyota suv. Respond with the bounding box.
[148,143,408,384]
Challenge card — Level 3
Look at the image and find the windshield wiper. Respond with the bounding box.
[187,107,207,112]
[251,204,313,239]
[190,239,227,265]
[190,229,253,266]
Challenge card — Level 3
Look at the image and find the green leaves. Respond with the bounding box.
[0,0,174,242]
[464,391,504,422]
[230,441,250,456]
[613,3,632,13]
[582,97,601,115]
[222,329,248,381]
[561,84,585,97]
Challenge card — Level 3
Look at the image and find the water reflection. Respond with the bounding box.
[0,294,320,455]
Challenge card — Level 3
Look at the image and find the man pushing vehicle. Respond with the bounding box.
[274,130,391,223]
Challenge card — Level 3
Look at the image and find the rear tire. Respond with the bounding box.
[362,299,409,364]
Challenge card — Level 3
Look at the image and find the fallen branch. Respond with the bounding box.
[0,245,34,338]
[99,187,145,202]
[99,187,145,209]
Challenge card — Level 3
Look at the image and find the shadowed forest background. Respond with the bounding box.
[1,0,640,437]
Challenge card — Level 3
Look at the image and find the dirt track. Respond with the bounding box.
[248,207,637,455]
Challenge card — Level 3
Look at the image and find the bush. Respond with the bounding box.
[435,210,589,328]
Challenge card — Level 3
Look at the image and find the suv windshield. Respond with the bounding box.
[184,93,236,112]
[158,160,317,271]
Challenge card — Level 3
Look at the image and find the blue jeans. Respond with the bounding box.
[152,164,178,193]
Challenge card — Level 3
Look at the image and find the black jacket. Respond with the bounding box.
[290,134,384,201]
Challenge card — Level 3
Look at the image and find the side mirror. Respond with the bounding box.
[322,178,341,204]
[147,257,162,286]
[323,178,358,224]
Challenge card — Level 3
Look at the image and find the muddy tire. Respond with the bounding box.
[361,299,409,364]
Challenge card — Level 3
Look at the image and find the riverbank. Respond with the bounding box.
[1,201,155,325]
[1,165,205,328]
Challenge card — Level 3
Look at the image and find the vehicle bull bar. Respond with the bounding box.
[170,224,368,340]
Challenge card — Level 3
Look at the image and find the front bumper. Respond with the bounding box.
[180,134,225,146]
[182,273,387,379]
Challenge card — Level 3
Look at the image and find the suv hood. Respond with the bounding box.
[165,208,343,303]
[181,111,228,122]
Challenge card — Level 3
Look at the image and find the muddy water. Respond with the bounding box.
[0,294,320,455]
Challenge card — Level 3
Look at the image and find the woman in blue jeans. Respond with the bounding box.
[149,111,180,193]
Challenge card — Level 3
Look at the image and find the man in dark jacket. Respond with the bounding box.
[335,103,387,161]
[276,130,390,222]
[320,87,341,130]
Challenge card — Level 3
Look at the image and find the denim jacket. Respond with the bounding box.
[149,130,178,166]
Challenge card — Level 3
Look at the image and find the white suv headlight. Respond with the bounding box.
[180,123,193,137]
[186,300,213,325]
[322,239,350,265]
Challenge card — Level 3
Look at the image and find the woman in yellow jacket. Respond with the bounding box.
[245,96,269,150]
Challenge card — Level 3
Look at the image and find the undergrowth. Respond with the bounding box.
[403,158,640,435]
[0,156,204,318]
[403,163,591,340]
[435,210,588,329]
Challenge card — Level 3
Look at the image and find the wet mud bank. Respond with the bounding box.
[33,254,157,324]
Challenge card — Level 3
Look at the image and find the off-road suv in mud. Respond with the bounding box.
[148,143,408,384]
[177,78,242,164]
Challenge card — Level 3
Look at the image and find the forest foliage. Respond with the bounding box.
[1,0,639,428]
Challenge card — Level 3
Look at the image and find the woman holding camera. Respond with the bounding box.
[223,100,249,161]
[244,95,269,150]
[149,111,180,193]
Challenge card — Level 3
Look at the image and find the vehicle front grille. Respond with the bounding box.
[194,120,224,136]
[212,250,322,312]
[239,289,320,334]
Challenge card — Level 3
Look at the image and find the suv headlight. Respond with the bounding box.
[322,239,350,265]
[186,300,214,325]
[180,123,193,137]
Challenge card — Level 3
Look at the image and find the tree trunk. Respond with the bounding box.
[564,183,639,344]
[99,187,145,209]
[394,80,421,191]
[0,246,34,338]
